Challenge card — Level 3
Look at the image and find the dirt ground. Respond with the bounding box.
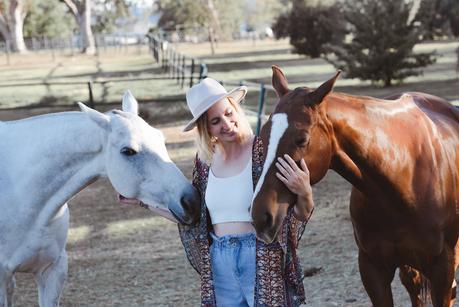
[2,101,458,307]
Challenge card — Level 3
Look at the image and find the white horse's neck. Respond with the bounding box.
[1,112,107,225]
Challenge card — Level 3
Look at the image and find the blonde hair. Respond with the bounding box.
[195,97,253,163]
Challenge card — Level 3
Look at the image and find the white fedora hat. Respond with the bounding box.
[183,78,247,132]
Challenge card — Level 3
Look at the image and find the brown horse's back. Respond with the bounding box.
[387,92,459,125]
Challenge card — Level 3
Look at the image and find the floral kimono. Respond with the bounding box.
[178,136,311,307]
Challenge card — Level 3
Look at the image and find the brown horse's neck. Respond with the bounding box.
[324,92,421,201]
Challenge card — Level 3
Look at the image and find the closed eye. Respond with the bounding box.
[295,137,309,148]
[121,147,137,156]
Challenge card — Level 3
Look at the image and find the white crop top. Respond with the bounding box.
[205,158,253,225]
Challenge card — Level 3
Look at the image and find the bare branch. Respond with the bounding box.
[62,0,80,17]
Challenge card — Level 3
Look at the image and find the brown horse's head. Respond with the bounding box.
[251,66,340,243]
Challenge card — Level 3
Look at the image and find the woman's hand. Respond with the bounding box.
[275,154,314,221]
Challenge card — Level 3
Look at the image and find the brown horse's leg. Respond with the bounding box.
[399,265,426,307]
[427,246,455,307]
[358,250,396,307]
[447,240,459,307]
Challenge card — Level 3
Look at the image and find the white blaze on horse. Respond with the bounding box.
[252,66,459,307]
[0,92,199,307]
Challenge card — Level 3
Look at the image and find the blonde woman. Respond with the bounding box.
[177,78,314,306]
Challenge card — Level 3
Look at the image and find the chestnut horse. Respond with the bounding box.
[251,66,459,307]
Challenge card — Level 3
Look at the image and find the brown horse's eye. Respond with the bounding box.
[295,137,308,147]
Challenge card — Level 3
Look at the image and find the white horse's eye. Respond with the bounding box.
[121,147,137,156]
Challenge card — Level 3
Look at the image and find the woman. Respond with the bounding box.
[132,78,314,306]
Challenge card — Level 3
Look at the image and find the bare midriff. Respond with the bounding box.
[212,221,255,237]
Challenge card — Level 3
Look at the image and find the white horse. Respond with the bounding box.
[0,91,200,307]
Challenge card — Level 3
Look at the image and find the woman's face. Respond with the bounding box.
[206,98,240,143]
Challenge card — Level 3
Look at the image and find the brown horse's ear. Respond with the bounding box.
[272,65,289,97]
[309,70,341,105]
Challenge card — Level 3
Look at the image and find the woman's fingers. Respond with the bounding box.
[276,172,288,184]
[275,162,288,176]
[300,158,310,175]
[284,154,300,171]
[277,156,295,175]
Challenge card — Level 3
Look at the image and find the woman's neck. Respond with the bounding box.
[216,134,254,161]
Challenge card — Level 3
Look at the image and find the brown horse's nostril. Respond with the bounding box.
[264,212,273,229]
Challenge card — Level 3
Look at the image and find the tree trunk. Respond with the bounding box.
[62,0,95,55]
[384,76,392,87]
[79,0,95,55]
[0,0,27,53]
[10,0,26,53]
[206,0,221,54]
[207,25,215,55]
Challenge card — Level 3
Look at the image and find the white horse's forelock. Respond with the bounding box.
[252,113,289,205]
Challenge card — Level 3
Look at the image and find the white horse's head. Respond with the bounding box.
[78,91,200,225]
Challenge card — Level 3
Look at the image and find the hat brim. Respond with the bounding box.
[182,86,248,132]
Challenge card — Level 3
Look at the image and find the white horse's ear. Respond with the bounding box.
[122,90,139,115]
[78,102,110,129]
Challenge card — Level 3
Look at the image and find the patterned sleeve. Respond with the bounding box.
[277,206,313,253]
[177,154,204,274]
[288,206,313,247]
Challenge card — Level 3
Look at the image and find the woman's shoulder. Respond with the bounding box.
[195,153,210,168]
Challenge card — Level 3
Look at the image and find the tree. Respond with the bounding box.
[244,0,288,34]
[61,0,95,54]
[92,0,130,34]
[24,0,76,38]
[272,1,345,58]
[415,0,459,39]
[327,0,436,87]
[158,0,224,54]
[0,0,31,53]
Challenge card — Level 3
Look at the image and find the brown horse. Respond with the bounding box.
[251,66,459,307]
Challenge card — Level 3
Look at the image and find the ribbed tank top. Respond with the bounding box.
[205,158,253,224]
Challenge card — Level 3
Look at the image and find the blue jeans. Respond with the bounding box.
[210,232,256,307]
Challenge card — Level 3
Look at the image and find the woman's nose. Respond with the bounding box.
[221,117,231,130]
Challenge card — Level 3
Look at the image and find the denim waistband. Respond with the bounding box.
[210,232,256,248]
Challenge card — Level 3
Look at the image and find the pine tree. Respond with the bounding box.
[327,0,436,87]
[272,1,345,58]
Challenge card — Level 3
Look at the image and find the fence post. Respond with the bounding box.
[256,83,266,135]
[161,41,166,69]
[32,37,37,51]
[175,52,180,81]
[87,81,95,109]
[169,49,174,78]
[189,58,195,87]
[198,63,208,81]
[51,38,56,62]
[181,55,186,88]
[5,40,10,65]
[69,35,74,56]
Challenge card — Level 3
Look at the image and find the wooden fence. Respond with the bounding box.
[0,34,148,56]
[148,35,208,89]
